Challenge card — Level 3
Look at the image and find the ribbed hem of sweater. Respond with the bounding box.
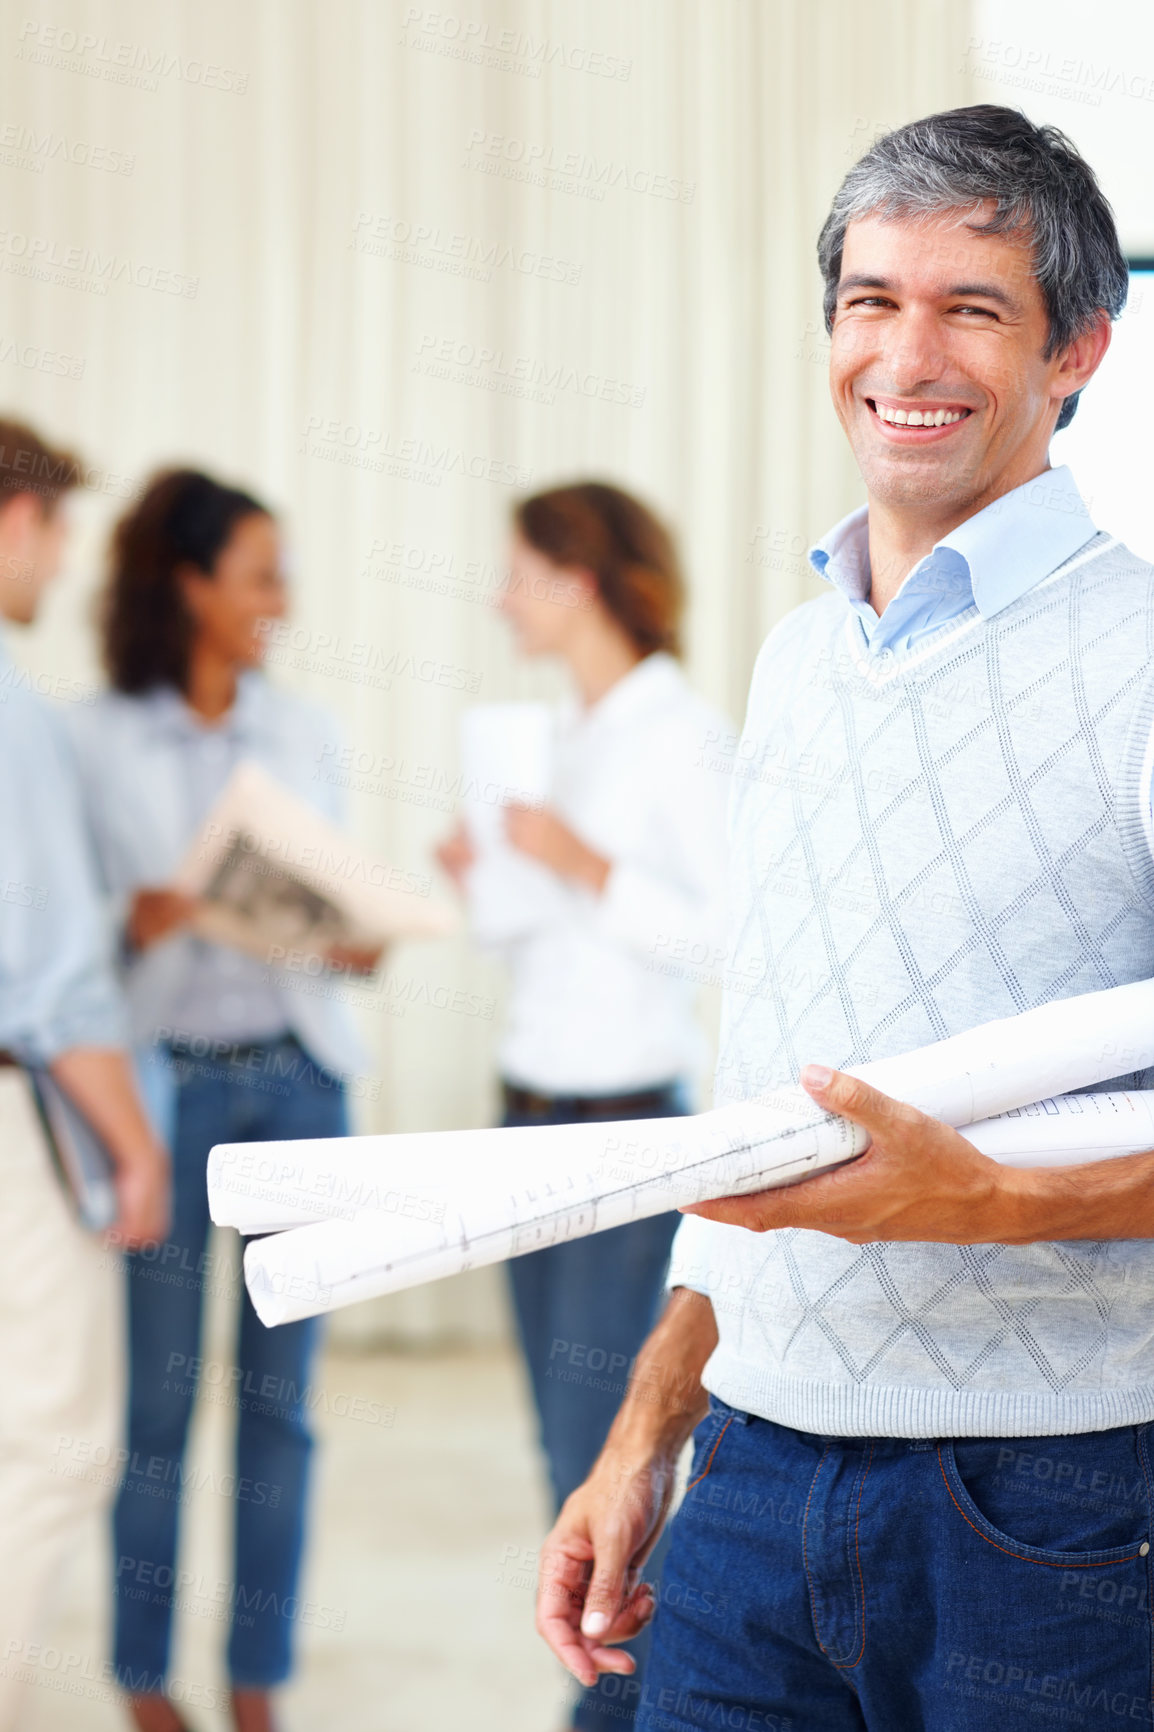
[704,1351,1154,1439]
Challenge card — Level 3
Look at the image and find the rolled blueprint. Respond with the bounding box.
[965,1090,1154,1168]
[211,1089,1154,1239]
[214,978,1154,1325]
[239,1091,869,1325]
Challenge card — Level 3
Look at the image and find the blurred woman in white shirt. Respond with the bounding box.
[438,480,730,1732]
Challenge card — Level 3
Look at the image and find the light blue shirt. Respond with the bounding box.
[0,633,126,1062]
[68,673,369,1079]
[126,684,290,1045]
[808,465,1098,657]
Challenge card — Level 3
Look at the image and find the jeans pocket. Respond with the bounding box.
[939,1430,1153,1567]
[686,1399,738,1489]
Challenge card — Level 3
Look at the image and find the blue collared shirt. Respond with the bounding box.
[0,633,127,1062]
[122,682,292,1044]
[67,672,369,1078]
[808,466,1098,658]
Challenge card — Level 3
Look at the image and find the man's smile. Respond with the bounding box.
[863,394,977,442]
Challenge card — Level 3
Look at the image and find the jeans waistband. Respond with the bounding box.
[707,1394,1145,1453]
[165,1031,299,1065]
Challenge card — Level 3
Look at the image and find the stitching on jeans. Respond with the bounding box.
[937,1446,1144,1569]
[1134,1426,1154,1693]
[841,1442,875,1670]
[686,1416,733,1491]
[802,1444,833,1657]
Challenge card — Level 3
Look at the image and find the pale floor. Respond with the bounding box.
[24,1342,577,1732]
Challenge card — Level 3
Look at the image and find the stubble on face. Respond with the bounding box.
[828,208,1058,527]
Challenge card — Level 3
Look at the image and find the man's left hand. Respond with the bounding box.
[683,1065,1025,1245]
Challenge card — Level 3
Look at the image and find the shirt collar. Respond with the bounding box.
[141,669,266,741]
[562,651,684,731]
[808,466,1097,622]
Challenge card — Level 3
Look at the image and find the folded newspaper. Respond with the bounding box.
[173,760,456,964]
[205,978,1154,1325]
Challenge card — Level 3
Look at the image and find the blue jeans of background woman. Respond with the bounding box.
[506,1080,686,1732]
[113,1034,347,1692]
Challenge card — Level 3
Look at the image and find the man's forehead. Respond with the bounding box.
[839,209,1039,300]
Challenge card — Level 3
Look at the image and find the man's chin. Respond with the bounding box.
[853,448,978,511]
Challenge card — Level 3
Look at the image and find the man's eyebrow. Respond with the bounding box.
[836,272,1023,314]
[946,281,1023,313]
[837,274,896,296]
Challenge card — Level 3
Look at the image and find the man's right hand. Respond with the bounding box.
[536,1446,675,1687]
[128,888,199,950]
[534,1287,719,1687]
[49,1046,172,1249]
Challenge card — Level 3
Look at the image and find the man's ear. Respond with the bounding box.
[1052,310,1112,416]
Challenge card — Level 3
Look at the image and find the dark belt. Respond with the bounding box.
[165,1032,298,1063]
[502,1080,676,1121]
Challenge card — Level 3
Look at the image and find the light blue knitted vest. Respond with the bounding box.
[673,532,1154,1437]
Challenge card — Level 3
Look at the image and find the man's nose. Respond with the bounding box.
[878,305,949,392]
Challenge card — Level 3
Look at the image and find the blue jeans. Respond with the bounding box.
[506,1082,686,1731]
[635,1396,1154,1731]
[113,1036,347,1691]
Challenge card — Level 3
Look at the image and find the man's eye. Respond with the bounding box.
[953,305,997,318]
[845,296,892,310]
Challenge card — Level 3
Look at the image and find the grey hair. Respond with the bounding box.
[817,106,1128,431]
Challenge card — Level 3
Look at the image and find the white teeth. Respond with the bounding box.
[875,402,966,428]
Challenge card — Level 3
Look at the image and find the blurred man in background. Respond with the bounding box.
[0,418,168,1732]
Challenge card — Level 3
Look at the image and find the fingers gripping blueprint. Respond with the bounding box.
[205,979,1154,1325]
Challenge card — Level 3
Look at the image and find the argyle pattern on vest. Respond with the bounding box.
[674,533,1154,1436]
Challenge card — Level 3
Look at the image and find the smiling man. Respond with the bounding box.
[534,108,1154,1730]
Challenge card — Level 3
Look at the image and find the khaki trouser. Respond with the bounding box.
[0,1070,122,1731]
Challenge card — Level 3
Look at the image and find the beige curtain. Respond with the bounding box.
[2,0,971,1342]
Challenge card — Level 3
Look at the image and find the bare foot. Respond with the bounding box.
[231,1688,277,1732]
[126,1695,189,1732]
